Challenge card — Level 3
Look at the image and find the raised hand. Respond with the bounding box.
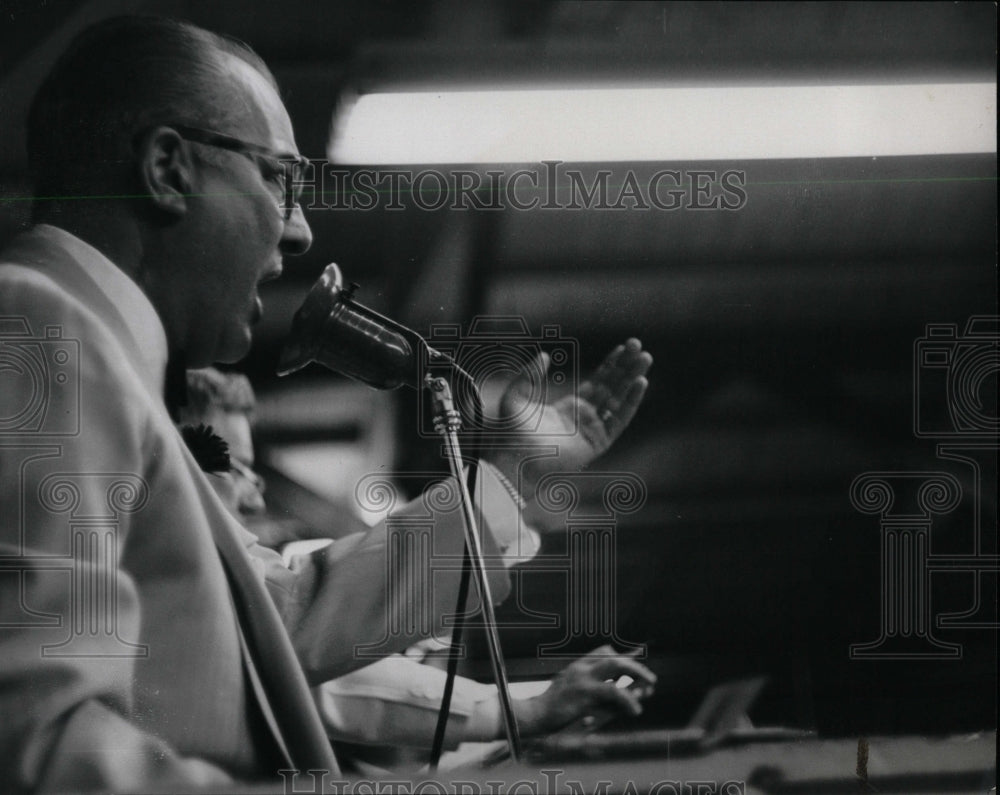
[487,338,652,499]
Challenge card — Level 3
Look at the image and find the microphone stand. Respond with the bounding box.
[425,375,522,765]
[275,265,522,765]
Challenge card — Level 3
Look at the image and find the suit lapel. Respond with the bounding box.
[8,229,341,777]
[203,490,341,775]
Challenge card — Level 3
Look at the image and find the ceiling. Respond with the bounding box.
[6,0,995,72]
[2,1,995,171]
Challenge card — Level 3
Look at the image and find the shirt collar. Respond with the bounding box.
[33,224,169,397]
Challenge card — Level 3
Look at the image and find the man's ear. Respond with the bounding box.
[134,126,194,217]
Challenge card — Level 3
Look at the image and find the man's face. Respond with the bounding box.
[178,56,313,366]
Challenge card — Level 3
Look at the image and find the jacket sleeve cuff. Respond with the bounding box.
[475,460,541,567]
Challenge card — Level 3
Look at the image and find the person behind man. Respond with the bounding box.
[180,368,656,764]
[0,15,653,792]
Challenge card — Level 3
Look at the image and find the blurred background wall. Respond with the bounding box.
[1,0,996,737]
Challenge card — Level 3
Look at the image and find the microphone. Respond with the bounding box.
[278,268,519,760]
[277,263,454,390]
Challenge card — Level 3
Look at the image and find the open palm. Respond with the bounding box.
[488,338,652,499]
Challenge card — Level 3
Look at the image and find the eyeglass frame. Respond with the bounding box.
[164,124,309,220]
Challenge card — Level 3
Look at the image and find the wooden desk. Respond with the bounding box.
[260,731,995,794]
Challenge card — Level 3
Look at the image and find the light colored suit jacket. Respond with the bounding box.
[0,226,510,792]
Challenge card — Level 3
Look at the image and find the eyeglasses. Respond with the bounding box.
[171,124,310,220]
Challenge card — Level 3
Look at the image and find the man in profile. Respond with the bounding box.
[0,16,652,791]
[180,367,656,768]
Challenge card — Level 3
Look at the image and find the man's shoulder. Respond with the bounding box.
[0,256,152,413]
[0,259,166,472]
[1,227,84,302]
[0,225,67,267]
[2,227,121,331]
[0,259,110,337]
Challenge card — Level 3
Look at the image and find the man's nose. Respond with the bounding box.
[280,203,313,256]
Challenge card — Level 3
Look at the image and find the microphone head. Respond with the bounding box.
[276,263,340,377]
[277,263,418,389]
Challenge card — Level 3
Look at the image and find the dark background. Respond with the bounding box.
[1,1,996,738]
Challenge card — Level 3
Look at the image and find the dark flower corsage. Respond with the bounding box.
[180,423,231,473]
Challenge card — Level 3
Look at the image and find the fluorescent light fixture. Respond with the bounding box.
[329,83,997,164]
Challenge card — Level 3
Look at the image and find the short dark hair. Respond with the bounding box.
[27,16,278,208]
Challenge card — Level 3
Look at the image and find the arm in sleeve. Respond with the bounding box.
[253,493,510,682]
[314,656,501,750]
[474,460,540,568]
[252,462,533,683]
[0,280,234,792]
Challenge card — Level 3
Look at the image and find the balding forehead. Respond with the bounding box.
[218,52,299,154]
